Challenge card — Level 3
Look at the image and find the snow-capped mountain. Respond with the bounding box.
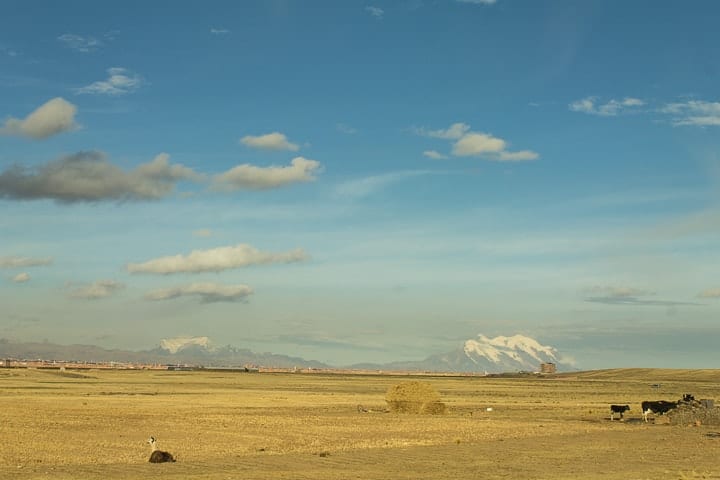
[159,336,212,354]
[353,334,574,373]
[460,334,565,372]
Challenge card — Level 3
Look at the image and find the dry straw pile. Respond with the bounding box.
[385,380,446,414]
[668,406,720,426]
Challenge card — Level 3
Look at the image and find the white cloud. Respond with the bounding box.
[365,6,384,18]
[68,280,125,300]
[698,288,720,298]
[423,150,448,160]
[417,123,538,162]
[127,243,308,274]
[75,67,143,95]
[1,97,79,139]
[240,132,299,151]
[457,0,497,4]
[12,272,30,283]
[210,27,230,35]
[192,229,213,237]
[569,97,596,114]
[452,132,538,161]
[0,151,202,202]
[58,34,102,52]
[452,132,506,156]
[0,256,53,268]
[569,96,645,116]
[661,100,720,127]
[213,156,321,190]
[144,283,254,303]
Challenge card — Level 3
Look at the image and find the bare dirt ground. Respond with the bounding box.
[1,368,719,479]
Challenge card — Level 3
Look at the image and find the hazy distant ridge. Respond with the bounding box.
[0,337,329,369]
[0,333,573,373]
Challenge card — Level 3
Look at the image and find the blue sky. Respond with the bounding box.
[1,0,719,369]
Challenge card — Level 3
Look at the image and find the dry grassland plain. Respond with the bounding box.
[1,368,720,480]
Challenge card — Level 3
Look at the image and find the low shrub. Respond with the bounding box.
[385,381,446,414]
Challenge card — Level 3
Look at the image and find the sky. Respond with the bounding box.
[1,0,719,369]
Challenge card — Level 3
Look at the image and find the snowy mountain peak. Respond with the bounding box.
[159,336,212,354]
[474,334,558,363]
[460,333,564,372]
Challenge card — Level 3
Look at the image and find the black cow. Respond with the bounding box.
[641,400,678,422]
[609,404,630,421]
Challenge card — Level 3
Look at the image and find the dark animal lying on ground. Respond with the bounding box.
[610,404,630,421]
[641,400,678,422]
[148,436,176,463]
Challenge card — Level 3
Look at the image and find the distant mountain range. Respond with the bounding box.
[0,336,329,369]
[0,334,574,373]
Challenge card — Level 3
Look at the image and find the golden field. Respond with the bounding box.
[1,368,720,479]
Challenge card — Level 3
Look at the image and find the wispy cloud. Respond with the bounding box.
[210,27,230,35]
[413,122,470,140]
[334,170,434,199]
[213,157,321,190]
[585,296,702,307]
[423,150,448,160]
[240,132,299,151]
[457,0,497,4]
[583,285,702,307]
[68,280,125,300]
[75,67,143,95]
[58,34,102,52]
[11,272,30,283]
[0,97,79,139]
[569,96,645,116]
[0,152,201,202]
[0,256,53,268]
[661,100,720,127]
[568,96,720,128]
[336,123,358,134]
[0,46,19,57]
[192,229,213,237]
[584,285,654,298]
[415,122,538,161]
[365,6,384,18]
[127,243,308,274]
[144,283,253,303]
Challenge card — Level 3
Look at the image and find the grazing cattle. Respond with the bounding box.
[641,400,678,422]
[609,404,630,421]
[682,394,695,403]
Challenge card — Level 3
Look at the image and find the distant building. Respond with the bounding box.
[540,362,556,374]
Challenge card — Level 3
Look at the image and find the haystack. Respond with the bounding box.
[385,381,446,414]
